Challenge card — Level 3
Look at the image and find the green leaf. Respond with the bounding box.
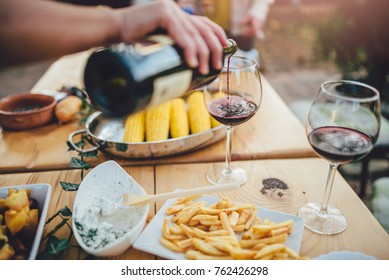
[45,210,61,226]
[115,143,128,152]
[59,206,72,217]
[45,206,72,226]
[81,98,94,112]
[46,236,71,256]
[76,138,86,148]
[66,140,76,151]
[66,138,86,151]
[60,181,80,191]
[70,157,90,170]
[37,236,72,259]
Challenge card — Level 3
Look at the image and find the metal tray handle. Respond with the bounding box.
[68,129,99,153]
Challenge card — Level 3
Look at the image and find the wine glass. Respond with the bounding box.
[298,80,381,235]
[203,56,262,185]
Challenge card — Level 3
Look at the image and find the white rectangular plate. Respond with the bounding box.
[133,195,304,259]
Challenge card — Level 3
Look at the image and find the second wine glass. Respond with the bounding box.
[203,56,262,185]
[298,80,381,235]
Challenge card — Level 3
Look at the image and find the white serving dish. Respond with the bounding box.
[72,160,149,257]
[0,183,52,260]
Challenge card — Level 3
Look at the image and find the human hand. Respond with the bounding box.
[117,0,228,75]
[158,0,228,75]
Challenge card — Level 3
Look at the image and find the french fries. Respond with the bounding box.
[160,196,307,260]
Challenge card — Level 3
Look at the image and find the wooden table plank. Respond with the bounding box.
[0,164,155,260]
[2,158,387,260]
[155,158,389,260]
[0,52,315,173]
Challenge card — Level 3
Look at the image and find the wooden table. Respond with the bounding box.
[1,158,388,260]
[2,53,388,261]
[0,52,315,174]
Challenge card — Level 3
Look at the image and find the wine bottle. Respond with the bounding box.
[83,35,237,117]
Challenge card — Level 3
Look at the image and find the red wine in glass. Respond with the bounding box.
[308,126,374,164]
[207,94,258,126]
[203,56,261,186]
[299,80,380,235]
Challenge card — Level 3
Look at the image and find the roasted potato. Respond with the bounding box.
[55,95,82,123]
[0,188,40,260]
[5,206,29,235]
[5,189,29,211]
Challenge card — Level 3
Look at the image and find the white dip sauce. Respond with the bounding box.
[74,182,146,250]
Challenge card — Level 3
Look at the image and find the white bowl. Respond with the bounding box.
[314,251,376,260]
[0,183,52,260]
[72,160,149,257]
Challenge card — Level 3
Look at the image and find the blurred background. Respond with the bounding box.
[1,0,388,231]
[260,0,389,233]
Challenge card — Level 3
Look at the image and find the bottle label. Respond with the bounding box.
[149,70,193,107]
[134,35,174,56]
[148,35,174,45]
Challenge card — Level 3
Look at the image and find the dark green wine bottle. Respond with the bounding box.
[83,35,237,117]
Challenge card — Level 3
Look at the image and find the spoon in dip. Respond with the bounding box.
[122,183,240,206]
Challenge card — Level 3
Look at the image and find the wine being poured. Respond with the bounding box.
[208,57,258,126]
[203,56,262,186]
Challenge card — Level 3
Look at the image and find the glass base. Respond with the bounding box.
[207,164,247,186]
[298,202,347,235]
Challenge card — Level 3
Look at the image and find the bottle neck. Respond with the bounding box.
[224,39,238,58]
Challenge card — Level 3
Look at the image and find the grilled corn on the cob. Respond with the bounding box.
[187,91,211,134]
[123,110,145,143]
[170,98,189,138]
[145,101,171,141]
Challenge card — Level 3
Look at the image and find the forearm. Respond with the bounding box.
[0,0,121,66]
[0,0,227,73]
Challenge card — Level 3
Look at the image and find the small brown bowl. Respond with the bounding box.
[0,93,57,130]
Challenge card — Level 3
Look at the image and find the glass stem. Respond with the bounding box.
[224,126,233,174]
[320,163,339,215]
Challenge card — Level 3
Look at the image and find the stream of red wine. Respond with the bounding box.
[227,56,231,105]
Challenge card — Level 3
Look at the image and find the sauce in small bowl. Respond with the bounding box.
[0,93,56,130]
